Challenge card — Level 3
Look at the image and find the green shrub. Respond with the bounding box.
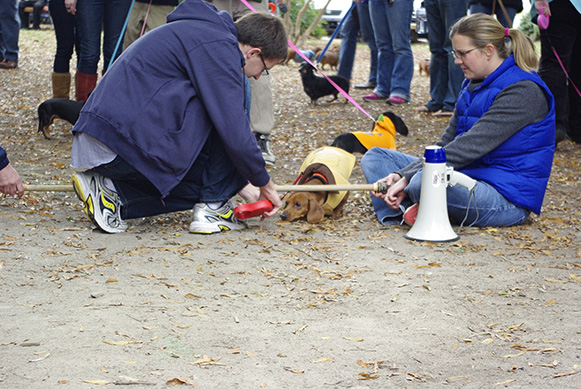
[518,12,540,41]
[288,0,326,38]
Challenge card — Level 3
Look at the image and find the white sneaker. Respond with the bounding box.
[189,200,246,234]
[72,172,128,233]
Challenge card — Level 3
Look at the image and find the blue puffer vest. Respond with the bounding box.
[455,56,555,215]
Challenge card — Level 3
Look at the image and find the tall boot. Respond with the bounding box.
[75,71,98,102]
[52,72,71,99]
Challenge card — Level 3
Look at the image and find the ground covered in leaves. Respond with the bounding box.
[0,29,580,388]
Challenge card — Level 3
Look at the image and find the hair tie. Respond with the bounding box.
[505,28,509,37]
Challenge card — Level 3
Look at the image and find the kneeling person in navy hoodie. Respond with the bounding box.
[70,0,287,234]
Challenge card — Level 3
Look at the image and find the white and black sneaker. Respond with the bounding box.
[189,200,246,234]
[72,172,128,233]
[255,133,275,166]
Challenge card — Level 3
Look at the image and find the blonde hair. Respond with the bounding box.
[450,13,539,72]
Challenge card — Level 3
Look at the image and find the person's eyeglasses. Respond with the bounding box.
[450,48,477,59]
[259,53,269,76]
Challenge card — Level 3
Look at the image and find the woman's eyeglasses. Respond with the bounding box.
[450,48,477,59]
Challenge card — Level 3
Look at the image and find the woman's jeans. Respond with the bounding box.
[0,0,20,62]
[424,0,466,112]
[49,0,78,73]
[368,0,414,100]
[76,0,132,74]
[90,131,249,220]
[338,2,378,83]
[361,147,530,227]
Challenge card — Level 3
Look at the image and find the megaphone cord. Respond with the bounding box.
[458,187,479,231]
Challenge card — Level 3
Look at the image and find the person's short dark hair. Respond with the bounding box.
[235,12,288,61]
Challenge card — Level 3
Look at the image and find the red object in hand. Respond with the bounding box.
[233,200,273,219]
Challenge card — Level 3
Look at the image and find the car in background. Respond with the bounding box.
[317,0,428,41]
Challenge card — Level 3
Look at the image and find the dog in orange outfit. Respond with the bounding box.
[331,111,409,154]
[280,147,356,223]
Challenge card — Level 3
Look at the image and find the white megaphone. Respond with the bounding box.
[404,146,476,243]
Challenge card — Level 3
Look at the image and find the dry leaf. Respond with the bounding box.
[343,337,364,342]
[312,357,330,363]
[284,367,304,374]
[82,380,109,385]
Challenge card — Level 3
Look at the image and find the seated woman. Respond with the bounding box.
[361,13,555,228]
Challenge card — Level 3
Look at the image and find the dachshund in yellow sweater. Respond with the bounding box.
[280,147,356,223]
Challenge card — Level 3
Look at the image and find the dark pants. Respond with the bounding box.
[18,0,45,29]
[76,0,132,74]
[90,131,248,220]
[48,0,78,73]
[538,0,581,142]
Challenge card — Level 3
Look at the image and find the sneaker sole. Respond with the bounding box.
[189,222,245,234]
[72,173,97,225]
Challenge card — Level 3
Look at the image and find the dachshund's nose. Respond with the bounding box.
[280,213,287,220]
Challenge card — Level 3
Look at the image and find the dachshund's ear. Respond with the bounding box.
[306,197,325,223]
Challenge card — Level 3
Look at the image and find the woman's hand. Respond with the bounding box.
[65,0,77,15]
[371,173,408,210]
[535,0,551,16]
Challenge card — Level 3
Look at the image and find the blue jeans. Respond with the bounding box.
[90,130,249,220]
[49,0,79,73]
[76,0,132,74]
[368,0,414,100]
[425,0,467,112]
[338,2,378,83]
[468,3,517,28]
[0,0,20,62]
[361,147,530,227]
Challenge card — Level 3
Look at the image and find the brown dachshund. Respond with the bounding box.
[280,146,356,223]
[419,58,430,76]
[315,50,339,70]
[280,178,349,223]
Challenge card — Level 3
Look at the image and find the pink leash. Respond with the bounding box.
[239,0,377,124]
[139,0,154,37]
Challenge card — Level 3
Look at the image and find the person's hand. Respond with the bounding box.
[535,0,551,16]
[257,179,282,219]
[370,173,408,210]
[65,0,77,15]
[0,163,24,198]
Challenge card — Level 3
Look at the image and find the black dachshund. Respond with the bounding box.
[299,62,349,105]
[332,111,409,154]
[37,98,84,139]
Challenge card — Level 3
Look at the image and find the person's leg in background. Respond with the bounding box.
[337,7,359,82]
[101,0,132,73]
[123,1,175,50]
[75,0,104,100]
[567,21,581,143]
[211,0,278,165]
[367,0,393,100]
[0,0,20,69]
[538,0,577,143]
[357,1,378,89]
[49,0,77,98]
[384,0,413,102]
[31,0,45,29]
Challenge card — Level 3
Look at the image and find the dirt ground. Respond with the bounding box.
[1,28,580,389]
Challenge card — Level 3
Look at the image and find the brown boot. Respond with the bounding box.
[75,71,98,102]
[52,72,71,99]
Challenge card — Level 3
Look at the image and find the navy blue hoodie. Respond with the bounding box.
[72,0,269,197]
